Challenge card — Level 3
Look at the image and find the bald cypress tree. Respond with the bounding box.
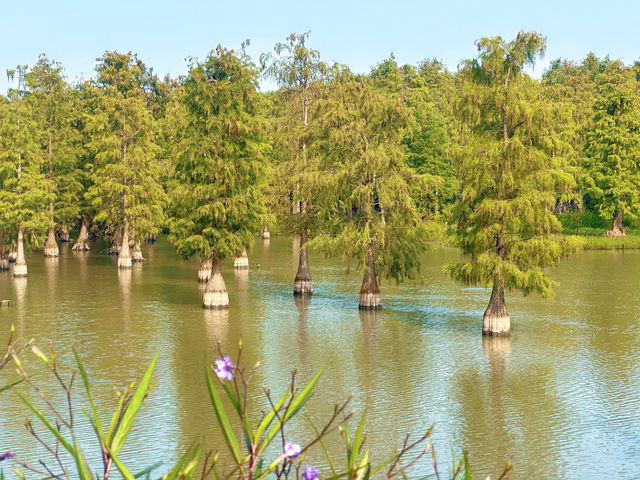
[446,32,576,336]
[25,56,82,257]
[261,32,327,296]
[311,70,438,309]
[583,60,640,236]
[168,46,265,309]
[0,69,52,276]
[85,51,166,268]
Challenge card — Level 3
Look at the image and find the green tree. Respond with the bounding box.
[261,32,327,295]
[541,53,607,213]
[167,46,266,308]
[24,55,82,256]
[446,32,576,336]
[85,51,166,268]
[310,70,438,309]
[583,60,640,236]
[0,67,52,276]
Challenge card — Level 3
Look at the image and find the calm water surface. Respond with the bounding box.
[1,236,639,479]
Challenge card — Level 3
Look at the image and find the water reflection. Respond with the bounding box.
[234,267,249,288]
[204,309,229,345]
[3,238,640,479]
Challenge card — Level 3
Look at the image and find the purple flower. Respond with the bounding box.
[0,451,15,462]
[214,356,235,381]
[303,465,319,480]
[283,442,301,458]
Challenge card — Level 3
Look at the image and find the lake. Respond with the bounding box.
[1,236,639,479]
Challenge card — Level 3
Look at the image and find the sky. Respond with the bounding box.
[0,0,638,93]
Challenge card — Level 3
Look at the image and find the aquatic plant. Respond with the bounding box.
[0,338,510,479]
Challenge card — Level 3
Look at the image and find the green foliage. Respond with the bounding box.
[24,55,83,230]
[261,32,328,238]
[309,70,439,283]
[85,51,166,242]
[0,80,52,249]
[167,46,266,260]
[572,234,640,250]
[446,32,577,298]
[583,60,640,228]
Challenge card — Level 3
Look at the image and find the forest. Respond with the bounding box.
[1,30,639,336]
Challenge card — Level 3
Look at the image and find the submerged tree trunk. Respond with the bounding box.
[202,255,229,309]
[58,226,70,242]
[233,248,249,269]
[482,280,510,336]
[293,227,313,295]
[606,212,626,237]
[117,222,132,269]
[132,240,144,262]
[144,233,157,243]
[43,228,59,257]
[198,256,213,282]
[359,247,381,310]
[0,233,8,271]
[72,217,91,251]
[14,228,27,277]
[261,226,270,239]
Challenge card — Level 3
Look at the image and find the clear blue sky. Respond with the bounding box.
[1,0,637,92]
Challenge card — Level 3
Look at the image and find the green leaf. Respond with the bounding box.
[133,461,163,478]
[349,412,366,472]
[104,442,136,480]
[18,393,74,454]
[162,442,203,480]
[254,387,289,441]
[205,363,243,465]
[111,353,158,454]
[74,350,105,439]
[259,368,323,455]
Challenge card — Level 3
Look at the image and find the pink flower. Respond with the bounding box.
[214,356,234,381]
[283,442,301,458]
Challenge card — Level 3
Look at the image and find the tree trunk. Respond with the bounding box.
[233,248,249,269]
[14,228,27,277]
[359,247,381,310]
[117,222,132,269]
[198,256,212,282]
[261,226,270,239]
[132,240,144,262]
[144,233,157,243]
[203,255,229,309]
[293,227,313,295]
[58,226,70,242]
[108,227,122,255]
[0,233,8,271]
[606,212,626,237]
[482,280,510,336]
[43,228,59,257]
[72,217,91,251]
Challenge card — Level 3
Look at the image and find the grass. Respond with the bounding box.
[566,233,640,250]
